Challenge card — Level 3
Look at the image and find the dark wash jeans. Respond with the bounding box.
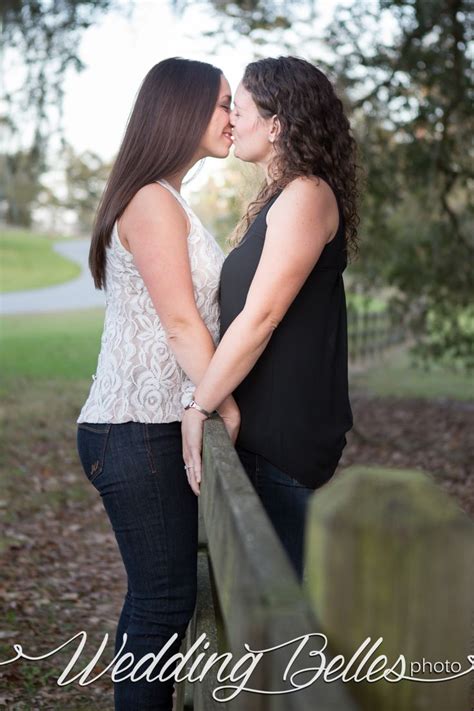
[236,446,316,582]
[77,421,198,711]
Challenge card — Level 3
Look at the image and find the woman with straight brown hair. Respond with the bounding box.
[76,57,240,711]
[182,56,359,583]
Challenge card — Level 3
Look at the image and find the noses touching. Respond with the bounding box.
[223,118,234,140]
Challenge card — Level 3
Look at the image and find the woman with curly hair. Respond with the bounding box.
[182,56,360,582]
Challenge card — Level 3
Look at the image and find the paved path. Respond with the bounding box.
[0,240,105,315]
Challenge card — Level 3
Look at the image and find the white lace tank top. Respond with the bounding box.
[77,180,225,424]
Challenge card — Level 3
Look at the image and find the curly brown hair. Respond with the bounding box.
[230,56,360,255]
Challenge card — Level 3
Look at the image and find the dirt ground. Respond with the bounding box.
[0,390,472,709]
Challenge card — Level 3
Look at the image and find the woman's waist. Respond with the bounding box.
[91,357,193,387]
[78,375,193,423]
[234,351,350,414]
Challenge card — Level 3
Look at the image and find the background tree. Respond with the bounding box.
[2,0,472,365]
[324,0,473,367]
[0,146,45,226]
[175,0,296,34]
[189,0,473,368]
[190,156,261,249]
[62,146,112,234]
[0,0,120,225]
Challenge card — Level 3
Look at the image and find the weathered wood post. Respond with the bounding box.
[304,466,474,711]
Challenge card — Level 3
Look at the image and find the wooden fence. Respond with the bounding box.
[347,305,405,364]
[175,418,474,711]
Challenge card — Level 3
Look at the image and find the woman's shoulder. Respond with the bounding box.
[125,181,185,216]
[268,174,339,226]
[280,174,336,202]
[120,182,189,239]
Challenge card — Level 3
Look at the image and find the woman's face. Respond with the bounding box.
[198,75,233,159]
[230,82,275,165]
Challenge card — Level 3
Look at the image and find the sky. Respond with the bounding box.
[62,1,241,161]
[1,0,367,215]
[3,0,401,172]
[58,0,336,194]
[0,0,345,229]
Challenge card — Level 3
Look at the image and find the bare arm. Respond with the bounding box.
[121,183,238,420]
[192,176,339,411]
[182,176,339,493]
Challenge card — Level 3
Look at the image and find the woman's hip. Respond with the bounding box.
[76,420,196,527]
[77,420,182,483]
[76,420,198,587]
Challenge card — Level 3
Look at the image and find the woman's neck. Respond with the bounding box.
[257,154,277,185]
[165,153,203,193]
[163,171,186,193]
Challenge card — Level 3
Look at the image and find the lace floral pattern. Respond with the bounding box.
[77,180,225,424]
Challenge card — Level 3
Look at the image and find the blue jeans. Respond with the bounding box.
[236,447,315,582]
[77,421,197,711]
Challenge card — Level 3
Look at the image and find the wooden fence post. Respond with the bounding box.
[304,466,474,711]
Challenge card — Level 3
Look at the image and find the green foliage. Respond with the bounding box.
[190,155,262,249]
[1,0,118,225]
[0,229,81,292]
[1,0,116,131]
[196,0,473,367]
[62,145,112,234]
[325,0,473,368]
[351,348,474,401]
[0,150,45,226]
[2,0,472,366]
[176,0,295,34]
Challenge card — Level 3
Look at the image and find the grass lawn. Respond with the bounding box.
[0,228,81,293]
[0,308,104,385]
[1,308,472,399]
[0,309,104,527]
[346,291,387,313]
[351,347,474,401]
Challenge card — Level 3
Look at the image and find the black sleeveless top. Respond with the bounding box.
[219,184,353,489]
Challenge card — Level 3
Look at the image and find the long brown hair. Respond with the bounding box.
[90,57,222,289]
[231,56,360,255]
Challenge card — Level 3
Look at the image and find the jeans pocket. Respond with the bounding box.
[77,423,112,484]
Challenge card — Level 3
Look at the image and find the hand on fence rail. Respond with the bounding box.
[182,402,240,495]
[182,407,207,495]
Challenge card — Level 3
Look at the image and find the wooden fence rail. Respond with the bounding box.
[176,418,473,711]
[347,306,405,364]
[176,417,357,711]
